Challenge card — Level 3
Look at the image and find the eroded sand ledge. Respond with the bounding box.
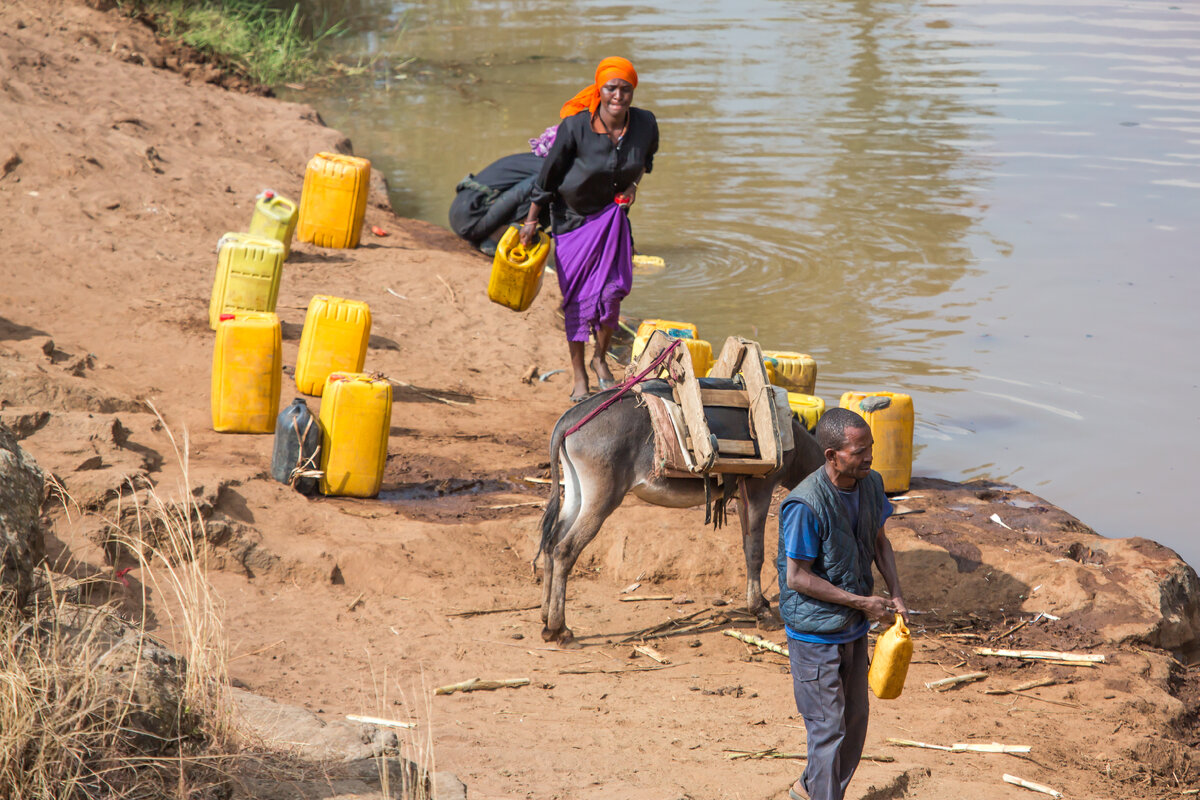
[3,2,1199,797]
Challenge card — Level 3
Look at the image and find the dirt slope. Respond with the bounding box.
[2,2,1198,798]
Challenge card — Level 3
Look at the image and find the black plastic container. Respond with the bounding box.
[271,397,321,495]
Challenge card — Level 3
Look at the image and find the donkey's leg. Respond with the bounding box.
[739,478,777,617]
[543,465,625,646]
[542,449,583,625]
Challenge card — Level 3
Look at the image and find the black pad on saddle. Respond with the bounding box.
[638,377,760,459]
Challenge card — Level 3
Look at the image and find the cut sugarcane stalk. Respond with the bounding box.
[346,714,416,729]
[952,742,1032,754]
[1003,774,1062,798]
[723,630,788,656]
[633,644,669,664]
[975,647,1104,663]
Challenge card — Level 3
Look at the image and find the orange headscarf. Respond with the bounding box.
[559,57,639,119]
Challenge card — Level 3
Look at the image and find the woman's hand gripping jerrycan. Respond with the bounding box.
[487,225,550,312]
[868,614,913,699]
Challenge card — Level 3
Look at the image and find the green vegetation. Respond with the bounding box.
[119,0,345,86]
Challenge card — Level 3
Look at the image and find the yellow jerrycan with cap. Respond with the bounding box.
[868,614,913,699]
[318,372,392,498]
[762,350,818,395]
[208,233,286,330]
[296,152,371,249]
[839,390,914,493]
[211,312,281,434]
[294,295,372,396]
[488,225,550,311]
[248,189,299,259]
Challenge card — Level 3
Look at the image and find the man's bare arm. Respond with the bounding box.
[873,527,908,622]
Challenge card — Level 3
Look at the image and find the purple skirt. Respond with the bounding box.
[554,203,633,342]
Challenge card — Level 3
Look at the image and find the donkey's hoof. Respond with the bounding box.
[542,626,579,648]
[754,604,783,630]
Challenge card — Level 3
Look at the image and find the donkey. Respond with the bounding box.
[536,388,825,645]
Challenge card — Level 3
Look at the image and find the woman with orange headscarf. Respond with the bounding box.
[519,56,659,403]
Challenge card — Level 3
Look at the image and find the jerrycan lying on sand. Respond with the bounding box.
[296,152,371,249]
[762,350,818,395]
[294,295,372,396]
[840,390,914,493]
[248,189,299,259]
[271,397,321,495]
[208,233,286,330]
[319,372,392,498]
[211,312,281,434]
[869,614,913,699]
[488,225,550,311]
[787,392,826,433]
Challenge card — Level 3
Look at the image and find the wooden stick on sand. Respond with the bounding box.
[446,604,540,618]
[925,672,988,691]
[724,748,893,763]
[888,738,1031,754]
[434,677,530,695]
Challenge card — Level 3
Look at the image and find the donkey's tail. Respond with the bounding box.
[536,418,566,563]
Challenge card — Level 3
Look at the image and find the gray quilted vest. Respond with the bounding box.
[777,466,886,635]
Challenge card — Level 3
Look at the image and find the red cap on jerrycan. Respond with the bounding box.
[261,189,275,199]
[219,313,235,322]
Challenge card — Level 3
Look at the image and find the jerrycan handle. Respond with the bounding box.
[891,613,909,637]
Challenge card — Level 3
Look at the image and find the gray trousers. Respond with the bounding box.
[788,636,870,800]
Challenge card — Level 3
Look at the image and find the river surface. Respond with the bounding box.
[281,0,1200,567]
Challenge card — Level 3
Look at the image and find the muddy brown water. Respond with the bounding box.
[282,0,1200,568]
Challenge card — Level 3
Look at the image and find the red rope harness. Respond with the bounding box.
[564,339,682,438]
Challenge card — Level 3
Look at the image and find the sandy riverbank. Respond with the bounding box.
[2,2,1199,797]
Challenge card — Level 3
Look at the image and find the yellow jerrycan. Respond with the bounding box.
[294,296,372,396]
[296,152,371,249]
[762,350,818,395]
[632,335,712,376]
[629,320,707,373]
[868,614,913,699]
[634,319,698,341]
[839,391,914,493]
[318,372,392,498]
[248,189,299,259]
[487,225,550,311]
[211,312,282,434]
[208,233,286,330]
[787,392,826,432]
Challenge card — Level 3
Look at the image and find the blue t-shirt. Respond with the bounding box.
[781,484,893,644]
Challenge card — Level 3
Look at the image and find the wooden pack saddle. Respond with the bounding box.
[632,333,794,479]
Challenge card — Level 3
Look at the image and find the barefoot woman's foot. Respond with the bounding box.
[589,355,615,385]
[569,376,590,404]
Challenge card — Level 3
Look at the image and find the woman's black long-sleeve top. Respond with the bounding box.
[530,107,659,235]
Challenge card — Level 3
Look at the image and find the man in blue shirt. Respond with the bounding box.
[776,407,908,800]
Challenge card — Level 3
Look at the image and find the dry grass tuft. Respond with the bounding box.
[0,410,235,799]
